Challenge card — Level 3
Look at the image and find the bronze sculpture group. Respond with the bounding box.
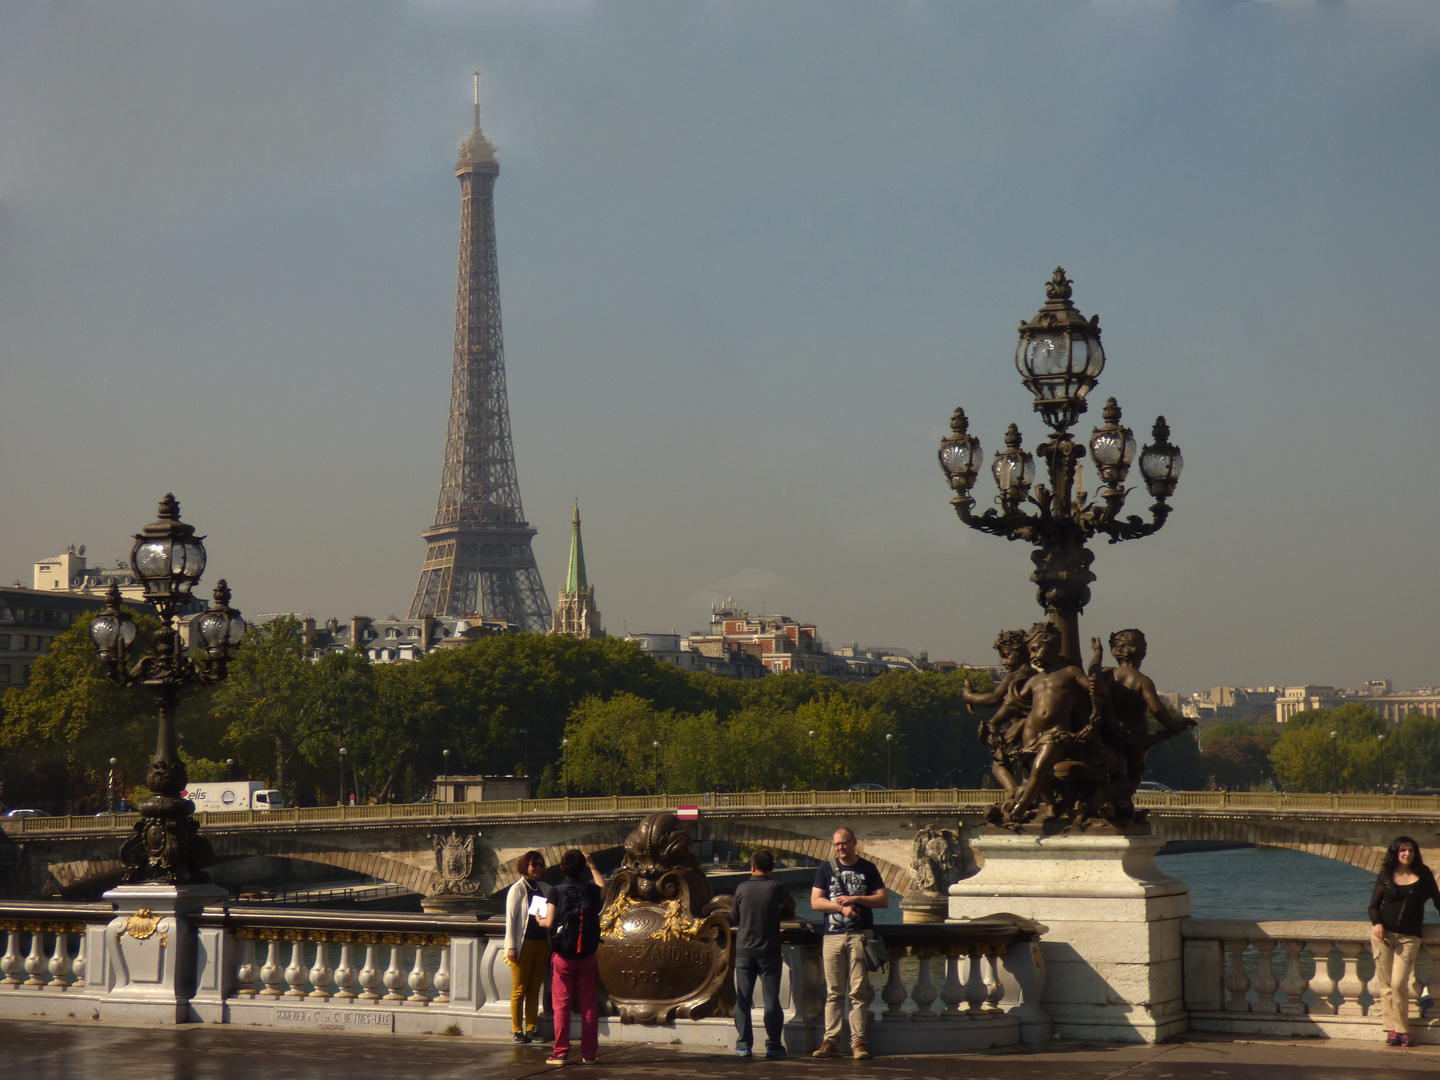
[964,623,1195,832]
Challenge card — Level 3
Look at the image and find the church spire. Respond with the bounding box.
[566,500,588,592]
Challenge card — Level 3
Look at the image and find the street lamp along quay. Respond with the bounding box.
[89,494,246,884]
[938,269,1182,665]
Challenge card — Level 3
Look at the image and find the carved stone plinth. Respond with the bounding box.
[97,882,228,1023]
[948,834,1188,1044]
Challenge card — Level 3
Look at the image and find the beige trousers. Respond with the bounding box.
[1371,931,1421,1035]
[822,931,873,1045]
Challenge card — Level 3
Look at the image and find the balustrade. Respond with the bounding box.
[0,915,89,992]
[1184,920,1440,1037]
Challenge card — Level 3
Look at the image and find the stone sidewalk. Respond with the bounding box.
[6,1019,1440,1080]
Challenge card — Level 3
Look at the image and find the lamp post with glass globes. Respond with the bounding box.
[88,494,246,884]
[937,269,1183,664]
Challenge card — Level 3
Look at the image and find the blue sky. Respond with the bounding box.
[3,1,1439,693]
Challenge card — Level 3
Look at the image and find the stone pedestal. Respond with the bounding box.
[98,882,228,1023]
[948,834,1188,1044]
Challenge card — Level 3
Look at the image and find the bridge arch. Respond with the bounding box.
[1148,813,1387,874]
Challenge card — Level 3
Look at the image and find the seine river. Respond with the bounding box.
[791,846,1440,925]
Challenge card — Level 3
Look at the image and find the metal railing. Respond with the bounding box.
[8,789,1440,834]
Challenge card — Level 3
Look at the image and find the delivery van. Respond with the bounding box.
[183,781,284,813]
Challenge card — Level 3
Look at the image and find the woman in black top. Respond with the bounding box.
[1368,836,1440,1046]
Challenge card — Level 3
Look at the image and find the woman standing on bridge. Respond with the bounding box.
[1369,836,1440,1046]
[505,851,552,1044]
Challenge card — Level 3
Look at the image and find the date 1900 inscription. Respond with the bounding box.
[611,941,711,989]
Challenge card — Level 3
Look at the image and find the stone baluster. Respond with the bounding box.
[1221,939,1250,1012]
[1277,939,1307,1015]
[983,948,1005,1014]
[940,953,965,1019]
[879,952,908,1020]
[407,943,432,1005]
[24,926,48,988]
[433,945,451,1004]
[284,940,309,997]
[333,943,357,1001]
[308,939,333,999]
[46,928,73,990]
[259,940,285,997]
[1305,941,1337,1014]
[382,945,407,1001]
[233,939,259,997]
[962,946,988,1016]
[911,954,939,1020]
[71,932,87,989]
[1334,940,1367,1016]
[1249,939,1278,1014]
[2,928,25,986]
[357,943,382,1001]
[1420,941,1440,1021]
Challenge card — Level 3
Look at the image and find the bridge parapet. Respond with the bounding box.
[8,789,1440,839]
[0,898,1047,1052]
[1183,919,1440,1043]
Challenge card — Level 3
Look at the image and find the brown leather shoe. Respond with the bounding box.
[812,1039,842,1058]
[852,1041,872,1060]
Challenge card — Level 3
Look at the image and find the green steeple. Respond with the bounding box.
[565,500,587,592]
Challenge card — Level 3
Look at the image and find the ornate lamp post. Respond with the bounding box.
[885,733,893,789]
[561,737,571,798]
[938,269,1182,663]
[1378,734,1387,793]
[338,746,347,806]
[652,739,661,796]
[1329,730,1339,794]
[108,757,118,814]
[89,494,245,884]
[808,729,818,791]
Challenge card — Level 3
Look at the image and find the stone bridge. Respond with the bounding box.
[4,790,1438,900]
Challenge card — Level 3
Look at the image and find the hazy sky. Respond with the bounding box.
[3,1,1439,695]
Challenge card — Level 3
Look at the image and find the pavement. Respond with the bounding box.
[7,1020,1440,1080]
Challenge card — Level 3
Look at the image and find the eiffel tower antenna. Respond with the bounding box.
[408,80,551,631]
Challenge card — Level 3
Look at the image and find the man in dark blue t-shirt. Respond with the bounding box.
[731,848,796,1058]
[810,826,887,1060]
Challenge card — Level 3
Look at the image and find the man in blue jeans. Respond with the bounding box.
[731,848,796,1058]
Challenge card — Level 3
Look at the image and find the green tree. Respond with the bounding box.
[1198,733,1272,790]
[1270,704,1387,792]
[562,693,671,795]
[0,610,162,811]
[1393,711,1440,789]
[211,617,322,795]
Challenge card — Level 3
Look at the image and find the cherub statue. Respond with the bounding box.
[1090,629,1197,794]
[963,630,1032,794]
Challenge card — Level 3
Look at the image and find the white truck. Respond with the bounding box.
[184,781,284,813]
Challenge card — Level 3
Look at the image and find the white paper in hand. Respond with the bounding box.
[528,894,549,918]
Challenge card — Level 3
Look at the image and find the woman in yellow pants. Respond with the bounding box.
[504,851,551,1043]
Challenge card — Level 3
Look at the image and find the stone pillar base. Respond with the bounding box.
[948,834,1188,1044]
[899,894,947,923]
[98,882,228,1024]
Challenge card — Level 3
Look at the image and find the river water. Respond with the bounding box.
[790,846,1440,925]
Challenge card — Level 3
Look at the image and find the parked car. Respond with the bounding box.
[848,783,888,792]
[4,808,50,818]
[1135,781,1173,793]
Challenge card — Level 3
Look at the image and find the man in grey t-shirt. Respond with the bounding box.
[731,848,795,1058]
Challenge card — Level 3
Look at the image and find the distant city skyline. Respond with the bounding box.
[4,3,1440,692]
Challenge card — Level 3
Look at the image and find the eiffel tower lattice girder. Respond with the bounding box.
[409,90,551,632]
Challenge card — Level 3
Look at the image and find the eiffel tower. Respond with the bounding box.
[409,75,551,631]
